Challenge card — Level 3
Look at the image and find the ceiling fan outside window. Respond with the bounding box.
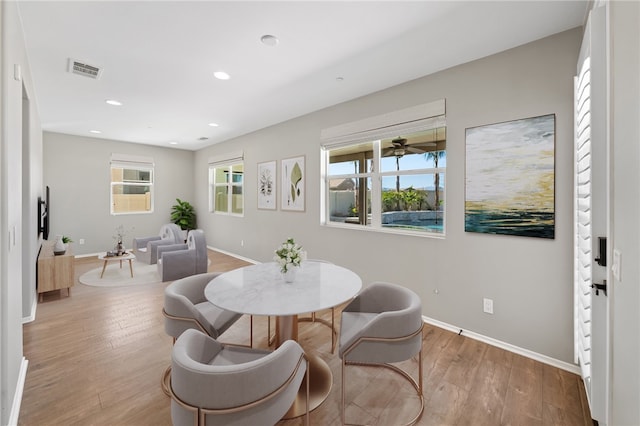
[381,127,446,158]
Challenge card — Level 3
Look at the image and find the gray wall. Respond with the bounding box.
[43,133,195,256]
[194,28,581,363]
[1,1,42,423]
[610,2,640,424]
[22,81,43,320]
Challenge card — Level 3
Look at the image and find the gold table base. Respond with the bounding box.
[276,315,333,418]
[283,353,332,419]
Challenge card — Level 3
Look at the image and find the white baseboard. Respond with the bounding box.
[22,296,38,324]
[7,357,29,426]
[208,246,259,265]
[204,247,580,376]
[423,316,581,375]
[77,248,259,263]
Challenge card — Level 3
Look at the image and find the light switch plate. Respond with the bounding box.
[612,249,621,281]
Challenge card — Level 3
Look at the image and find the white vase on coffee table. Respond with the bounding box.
[53,235,66,255]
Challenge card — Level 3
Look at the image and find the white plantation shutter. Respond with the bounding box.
[574,56,592,388]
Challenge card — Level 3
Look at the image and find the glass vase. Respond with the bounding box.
[282,266,298,283]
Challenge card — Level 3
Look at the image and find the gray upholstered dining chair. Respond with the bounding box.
[169,328,309,426]
[339,281,424,426]
[157,229,207,282]
[132,223,183,264]
[162,271,253,395]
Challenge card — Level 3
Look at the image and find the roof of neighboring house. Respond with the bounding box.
[330,178,356,191]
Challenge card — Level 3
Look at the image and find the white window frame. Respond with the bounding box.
[110,154,154,215]
[321,100,446,237]
[208,151,244,217]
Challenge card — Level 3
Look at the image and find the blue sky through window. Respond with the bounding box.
[329,151,446,190]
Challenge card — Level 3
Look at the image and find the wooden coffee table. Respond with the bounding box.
[98,252,136,278]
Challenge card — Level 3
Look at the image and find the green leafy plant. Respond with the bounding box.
[382,191,403,211]
[401,187,423,211]
[170,198,197,230]
[62,236,73,244]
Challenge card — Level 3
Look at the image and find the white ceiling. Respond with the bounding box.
[17,1,588,151]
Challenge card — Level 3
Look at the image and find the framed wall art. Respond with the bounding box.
[465,113,555,239]
[257,160,277,210]
[281,156,305,212]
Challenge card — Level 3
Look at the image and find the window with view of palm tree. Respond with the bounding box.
[324,127,446,234]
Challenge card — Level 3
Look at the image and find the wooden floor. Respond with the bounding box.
[20,250,592,426]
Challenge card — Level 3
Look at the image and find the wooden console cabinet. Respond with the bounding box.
[37,241,75,302]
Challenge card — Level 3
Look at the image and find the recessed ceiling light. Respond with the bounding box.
[105,99,122,106]
[89,130,102,134]
[169,141,178,145]
[213,71,230,80]
[208,122,219,127]
[260,34,279,47]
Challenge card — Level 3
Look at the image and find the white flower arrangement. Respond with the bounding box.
[113,225,133,243]
[274,237,306,273]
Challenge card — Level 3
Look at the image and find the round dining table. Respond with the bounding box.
[205,260,362,418]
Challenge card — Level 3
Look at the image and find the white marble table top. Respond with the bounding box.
[205,261,362,316]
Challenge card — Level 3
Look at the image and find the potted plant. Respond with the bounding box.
[171,199,197,239]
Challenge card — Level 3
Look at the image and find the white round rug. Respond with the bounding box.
[79,261,161,287]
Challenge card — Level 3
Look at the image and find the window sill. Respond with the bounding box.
[111,210,154,216]
[322,221,445,239]
[211,212,244,218]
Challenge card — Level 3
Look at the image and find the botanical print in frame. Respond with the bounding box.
[281,156,305,211]
[465,114,555,239]
[257,160,277,210]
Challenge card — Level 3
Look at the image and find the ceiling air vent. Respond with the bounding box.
[67,58,102,79]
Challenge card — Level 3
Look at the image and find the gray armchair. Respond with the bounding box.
[169,329,308,426]
[163,272,243,340]
[162,271,253,395]
[132,223,184,264]
[339,281,424,425]
[157,229,207,282]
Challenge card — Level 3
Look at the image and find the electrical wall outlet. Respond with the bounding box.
[79,238,85,245]
[483,298,494,314]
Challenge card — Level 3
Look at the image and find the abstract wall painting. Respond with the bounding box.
[465,114,555,239]
[281,156,305,212]
[257,160,276,210]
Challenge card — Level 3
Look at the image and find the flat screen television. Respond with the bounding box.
[38,186,49,240]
